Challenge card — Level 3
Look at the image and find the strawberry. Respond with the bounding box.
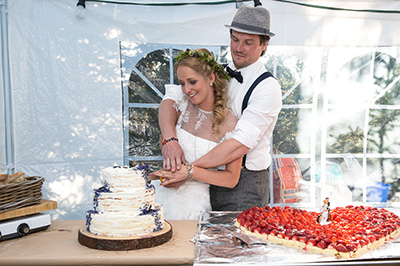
[346,243,357,251]
[249,225,257,232]
[335,243,348,252]
[254,227,262,234]
[307,239,317,246]
[270,229,278,236]
[291,235,299,241]
[317,241,328,249]
[299,236,308,243]
[258,220,267,228]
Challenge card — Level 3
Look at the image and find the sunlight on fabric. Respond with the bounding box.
[105,28,121,39]
[48,175,88,218]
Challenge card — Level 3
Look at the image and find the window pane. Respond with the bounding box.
[129,160,162,172]
[326,109,365,154]
[128,49,171,103]
[274,108,314,154]
[296,158,313,204]
[368,109,400,154]
[373,52,400,105]
[128,108,161,157]
[317,158,359,203]
[264,52,314,105]
[273,109,300,154]
[367,158,400,202]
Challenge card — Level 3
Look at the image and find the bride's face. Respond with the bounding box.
[177,65,215,111]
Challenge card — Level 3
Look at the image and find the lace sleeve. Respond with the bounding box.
[215,109,238,144]
[173,95,191,127]
[172,94,188,113]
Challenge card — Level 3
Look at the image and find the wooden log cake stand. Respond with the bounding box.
[78,221,173,250]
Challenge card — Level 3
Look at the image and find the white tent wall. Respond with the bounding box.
[2,0,400,219]
[0,35,5,172]
[271,1,400,47]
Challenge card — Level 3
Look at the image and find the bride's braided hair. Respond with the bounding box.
[174,49,230,136]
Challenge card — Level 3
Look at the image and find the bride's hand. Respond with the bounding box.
[148,172,159,180]
[163,180,187,188]
[149,171,186,188]
[159,166,189,187]
[150,167,188,185]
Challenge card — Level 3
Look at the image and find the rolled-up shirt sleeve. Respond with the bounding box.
[232,118,261,149]
[232,78,282,149]
[163,84,183,102]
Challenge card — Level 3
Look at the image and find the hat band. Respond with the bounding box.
[231,21,269,35]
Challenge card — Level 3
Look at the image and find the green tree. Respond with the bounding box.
[367,52,400,192]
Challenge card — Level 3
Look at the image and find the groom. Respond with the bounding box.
[159,3,282,210]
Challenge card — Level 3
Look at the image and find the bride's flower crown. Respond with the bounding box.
[176,49,231,80]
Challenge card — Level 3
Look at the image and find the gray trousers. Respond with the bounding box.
[210,167,270,211]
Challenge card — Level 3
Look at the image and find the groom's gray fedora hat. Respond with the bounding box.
[225,4,275,37]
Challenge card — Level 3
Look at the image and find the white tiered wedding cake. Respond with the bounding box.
[85,165,165,237]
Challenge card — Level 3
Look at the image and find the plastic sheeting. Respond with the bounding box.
[1,0,400,219]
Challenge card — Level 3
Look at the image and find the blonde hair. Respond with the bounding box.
[174,48,229,136]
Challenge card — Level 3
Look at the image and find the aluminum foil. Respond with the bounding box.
[193,211,400,265]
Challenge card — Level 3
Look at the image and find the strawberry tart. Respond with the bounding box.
[234,205,400,258]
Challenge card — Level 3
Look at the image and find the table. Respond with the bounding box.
[0,220,197,266]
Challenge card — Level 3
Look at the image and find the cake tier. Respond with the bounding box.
[101,166,147,187]
[95,187,156,213]
[88,205,164,237]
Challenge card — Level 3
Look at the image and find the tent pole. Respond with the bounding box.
[1,0,15,175]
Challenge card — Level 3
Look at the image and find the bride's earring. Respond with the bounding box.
[210,83,213,87]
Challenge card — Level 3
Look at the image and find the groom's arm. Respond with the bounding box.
[193,138,249,168]
[194,76,282,169]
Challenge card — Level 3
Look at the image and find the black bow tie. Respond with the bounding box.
[226,66,243,83]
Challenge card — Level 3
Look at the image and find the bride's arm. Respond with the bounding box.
[149,157,242,188]
[159,99,185,172]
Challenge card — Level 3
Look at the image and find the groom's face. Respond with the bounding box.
[230,30,267,70]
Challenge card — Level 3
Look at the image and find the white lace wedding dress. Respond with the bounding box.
[155,95,237,220]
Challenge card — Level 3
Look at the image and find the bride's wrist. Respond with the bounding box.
[186,164,194,180]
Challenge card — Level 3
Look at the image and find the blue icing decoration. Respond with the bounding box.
[153,214,165,232]
[147,182,155,190]
[137,165,155,190]
[93,184,112,212]
[139,202,165,232]
[85,210,98,232]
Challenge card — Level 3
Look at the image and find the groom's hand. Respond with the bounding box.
[162,140,185,172]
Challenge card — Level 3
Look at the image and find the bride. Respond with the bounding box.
[149,49,242,220]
